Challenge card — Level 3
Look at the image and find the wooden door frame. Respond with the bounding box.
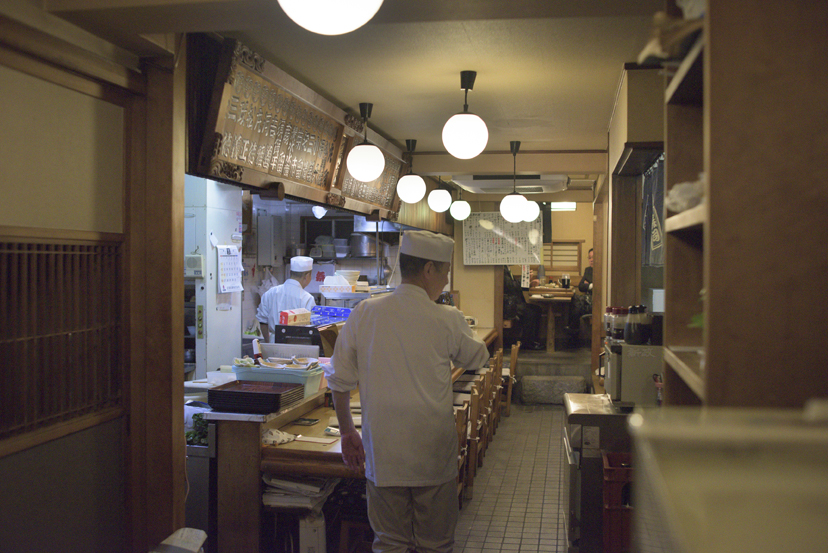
[0,17,186,552]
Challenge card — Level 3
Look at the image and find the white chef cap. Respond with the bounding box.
[399,231,454,263]
[290,256,314,272]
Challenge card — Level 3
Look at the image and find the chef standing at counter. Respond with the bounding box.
[256,255,316,343]
[327,230,489,553]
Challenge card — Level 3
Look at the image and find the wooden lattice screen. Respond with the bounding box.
[0,232,125,443]
[542,240,583,274]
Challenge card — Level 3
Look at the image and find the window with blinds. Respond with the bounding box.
[0,232,125,445]
[542,240,583,274]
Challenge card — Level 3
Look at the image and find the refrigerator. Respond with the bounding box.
[184,175,244,379]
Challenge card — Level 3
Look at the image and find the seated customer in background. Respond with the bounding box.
[503,266,544,350]
[568,248,593,332]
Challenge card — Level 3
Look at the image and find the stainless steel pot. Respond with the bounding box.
[349,233,388,258]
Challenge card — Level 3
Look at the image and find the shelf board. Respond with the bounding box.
[665,34,704,106]
[664,346,705,400]
[665,203,706,232]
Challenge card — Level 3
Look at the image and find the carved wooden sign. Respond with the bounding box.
[198,39,403,217]
[199,40,342,191]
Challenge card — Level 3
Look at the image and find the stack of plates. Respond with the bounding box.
[208,380,305,414]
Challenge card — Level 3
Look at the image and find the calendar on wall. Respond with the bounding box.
[462,212,543,266]
[217,245,244,293]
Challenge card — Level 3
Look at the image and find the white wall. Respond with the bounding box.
[0,64,124,232]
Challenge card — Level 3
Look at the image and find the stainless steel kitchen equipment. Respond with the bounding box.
[185,419,217,553]
[348,232,388,258]
[563,393,632,553]
[604,342,663,406]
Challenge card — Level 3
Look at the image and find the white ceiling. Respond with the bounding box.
[46,0,661,200]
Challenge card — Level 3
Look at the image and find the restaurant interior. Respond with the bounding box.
[1,1,827,552]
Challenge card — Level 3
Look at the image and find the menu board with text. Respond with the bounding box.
[462,212,543,266]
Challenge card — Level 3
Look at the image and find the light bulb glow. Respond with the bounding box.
[346,143,385,182]
[523,200,540,222]
[548,202,577,211]
[449,200,471,221]
[396,174,426,203]
[427,189,452,213]
[277,0,384,35]
[442,113,489,159]
[312,206,327,219]
[500,193,527,223]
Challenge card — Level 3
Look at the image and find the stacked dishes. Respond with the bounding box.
[335,270,360,288]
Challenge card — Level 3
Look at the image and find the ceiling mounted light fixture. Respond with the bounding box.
[311,205,328,219]
[523,200,540,222]
[396,139,426,204]
[442,71,489,160]
[427,179,452,213]
[500,141,528,223]
[548,202,577,211]
[277,0,384,35]
[449,188,471,221]
[346,102,385,183]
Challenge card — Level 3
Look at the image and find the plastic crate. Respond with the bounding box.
[603,451,634,507]
[603,451,633,481]
[311,305,352,319]
[231,366,324,398]
[604,479,633,508]
[603,504,633,553]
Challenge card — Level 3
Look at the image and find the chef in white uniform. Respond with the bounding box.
[327,230,489,553]
[256,255,316,343]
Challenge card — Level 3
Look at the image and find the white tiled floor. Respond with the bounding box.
[454,404,568,553]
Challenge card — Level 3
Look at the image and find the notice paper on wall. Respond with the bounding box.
[217,245,244,293]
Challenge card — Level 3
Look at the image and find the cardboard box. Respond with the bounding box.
[279,308,311,325]
[319,284,353,294]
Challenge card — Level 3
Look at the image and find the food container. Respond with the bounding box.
[279,308,312,325]
[231,366,325,398]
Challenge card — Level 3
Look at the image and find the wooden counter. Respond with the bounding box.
[203,337,492,553]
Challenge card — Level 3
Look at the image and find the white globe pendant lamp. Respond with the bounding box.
[428,188,452,213]
[277,0,384,35]
[449,191,471,221]
[523,200,540,222]
[346,102,385,182]
[500,141,528,223]
[442,71,489,160]
[396,139,426,204]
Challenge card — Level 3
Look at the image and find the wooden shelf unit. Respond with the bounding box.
[661,0,828,408]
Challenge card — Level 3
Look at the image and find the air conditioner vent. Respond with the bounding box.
[453,174,570,195]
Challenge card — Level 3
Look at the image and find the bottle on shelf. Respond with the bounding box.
[624,305,642,344]
[639,305,653,345]
[612,307,628,341]
[604,306,614,336]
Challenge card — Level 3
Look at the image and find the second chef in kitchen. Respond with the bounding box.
[256,255,316,343]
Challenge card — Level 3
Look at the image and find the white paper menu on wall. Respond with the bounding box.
[217,245,244,293]
[462,212,543,266]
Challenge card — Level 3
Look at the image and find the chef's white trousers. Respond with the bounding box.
[366,478,459,553]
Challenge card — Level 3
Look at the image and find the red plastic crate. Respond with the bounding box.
[604,479,633,507]
[603,451,633,481]
[603,505,633,553]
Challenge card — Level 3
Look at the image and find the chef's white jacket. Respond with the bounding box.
[328,284,489,487]
[256,279,316,342]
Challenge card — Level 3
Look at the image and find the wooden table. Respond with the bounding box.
[526,289,574,352]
